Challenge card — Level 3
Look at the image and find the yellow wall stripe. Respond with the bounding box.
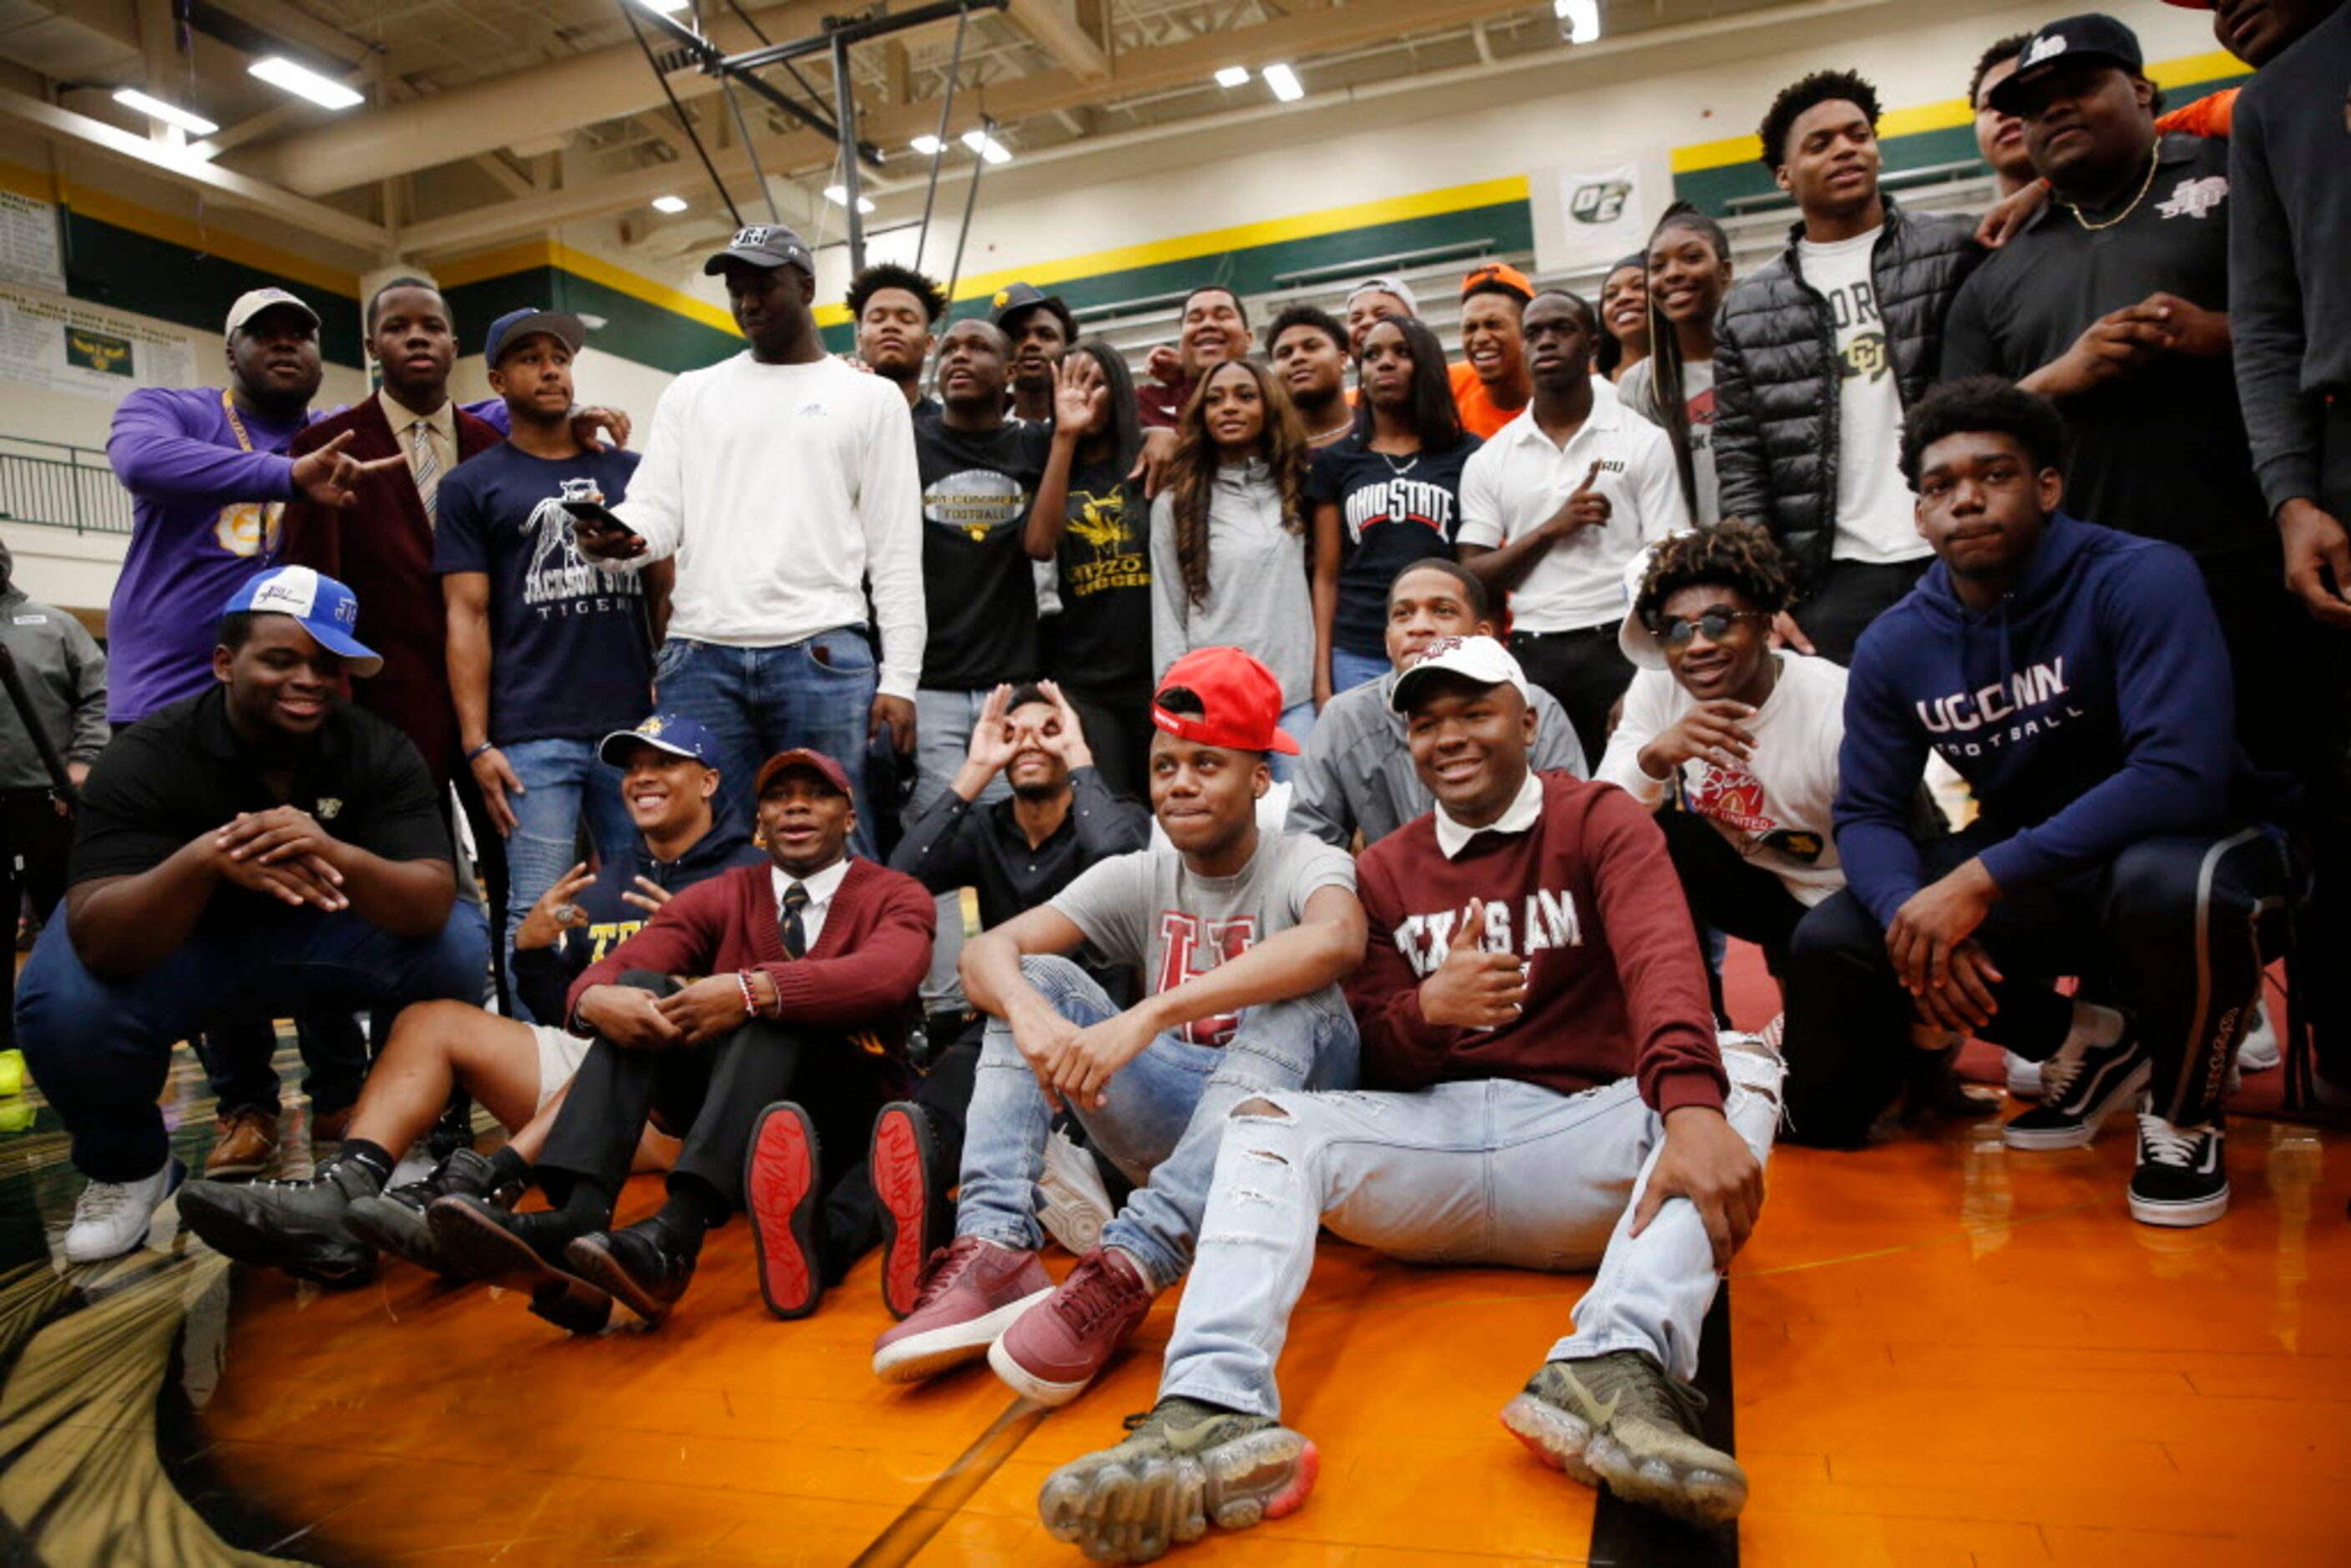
[1669,47,2250,175]
[0,158,359,297]
[436,237,740,336]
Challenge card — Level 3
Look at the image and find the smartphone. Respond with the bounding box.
[559,498,640,537]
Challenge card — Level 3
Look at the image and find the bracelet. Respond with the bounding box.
[465,741,496,761]
[736,969,760,1019]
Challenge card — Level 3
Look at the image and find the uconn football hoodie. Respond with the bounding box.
[1835,513,2273,927]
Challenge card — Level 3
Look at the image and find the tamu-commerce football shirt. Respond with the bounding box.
[1307,432,1482,660]
[1049,830,1357,1046]
[914,413,1050,690]
[1796,226,1930,566]
[430,443,650,746]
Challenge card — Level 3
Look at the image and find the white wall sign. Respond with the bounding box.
[1530,150,1672,278]
[0,285,194,401]
[0,190,66,294]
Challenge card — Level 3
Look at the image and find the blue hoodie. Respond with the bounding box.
[509,821,765,1023]
[1835,513,2270,928]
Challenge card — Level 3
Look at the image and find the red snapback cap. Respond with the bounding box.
[1152,646,1299,756]
[754,747,854,799]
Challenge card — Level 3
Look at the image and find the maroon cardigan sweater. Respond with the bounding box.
[1349,771,1727,1116]
[566,857,937,1065]
[276,395,501,789]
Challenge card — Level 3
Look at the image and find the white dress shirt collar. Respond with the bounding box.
[1433,769,1546,860]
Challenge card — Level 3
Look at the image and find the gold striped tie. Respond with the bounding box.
[410,418,440,529]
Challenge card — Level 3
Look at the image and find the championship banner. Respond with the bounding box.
[0,284,194,401]
[0,189,66,294]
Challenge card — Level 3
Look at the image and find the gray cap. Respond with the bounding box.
[703,223,816,276]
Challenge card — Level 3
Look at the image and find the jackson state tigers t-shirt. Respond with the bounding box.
[1047,829,1358,1046]
[430,442,650,746]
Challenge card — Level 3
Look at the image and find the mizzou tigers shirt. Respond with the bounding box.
[1048,829,1357,1048]
[1046,453,1151,692]
[431,442,648,746]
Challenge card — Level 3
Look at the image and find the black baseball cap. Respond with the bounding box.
[703,223,816,277]
[991,281,1075,337]
[1987,13,2146,114]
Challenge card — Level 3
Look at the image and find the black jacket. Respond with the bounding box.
[1711,198,1983,586]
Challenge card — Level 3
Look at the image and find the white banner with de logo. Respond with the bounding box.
[1530,154,1667,278]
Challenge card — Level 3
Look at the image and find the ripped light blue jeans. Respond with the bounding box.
[953,954,1360,1292]
[1156,1034,1784,1419]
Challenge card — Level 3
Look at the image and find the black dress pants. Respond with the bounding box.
[1511,624,1635,768]
[1792,557,1930,666]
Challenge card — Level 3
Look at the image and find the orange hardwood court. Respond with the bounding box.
[5,979,2347,1568]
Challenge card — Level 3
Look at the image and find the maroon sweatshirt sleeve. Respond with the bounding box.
[1583,788,1727,1115]
[563,874,731,1029]
[759,870,936,1028]
[1347,844,1464,1090]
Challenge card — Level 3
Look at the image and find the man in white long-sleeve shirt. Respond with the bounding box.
[581,225,924,849]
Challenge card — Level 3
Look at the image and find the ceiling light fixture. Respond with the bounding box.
[112,88,218,137]
[1214,65,1250,89]
[626,0,692,13]
[1262,63,1304,102]
[1555,0,1602,43]
[650,194,690,214]
[248,58,364,111]
[911,134,945,155]
[823,183,878,214]
[960,129,1012,164]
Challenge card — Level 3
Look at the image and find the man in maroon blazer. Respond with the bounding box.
[276,278,500,792]
[427,746,936,1333]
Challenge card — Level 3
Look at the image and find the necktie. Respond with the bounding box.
[410,418,440,529]
[779,881,809,960]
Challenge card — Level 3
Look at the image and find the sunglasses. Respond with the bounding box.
[1650,608,1771,647]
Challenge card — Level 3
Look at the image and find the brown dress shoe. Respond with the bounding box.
[310,1104,355,1146]
[206,1107,281,1181]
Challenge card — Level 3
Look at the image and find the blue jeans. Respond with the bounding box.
[1269,701,1318,787]
[14,900,489,1182]
[499,736,639,1024]
[954,954,1358,1290]
[1159,1035,1784,1419]
[1329,648,1388,697]
[652,630,878,855]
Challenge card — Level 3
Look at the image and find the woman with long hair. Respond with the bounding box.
[1026,337,1154,797]
[1307,315,1482,701]
[1619,204,1735,523]
[1148,356,1318,779]
[1595,254,1651,383]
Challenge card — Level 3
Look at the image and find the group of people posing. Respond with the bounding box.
[3,2,2346,1557]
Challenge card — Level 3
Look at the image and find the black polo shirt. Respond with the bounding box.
[68,686,453,901]
[1941,134,2269,561]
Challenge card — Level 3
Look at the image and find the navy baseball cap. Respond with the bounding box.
[484,306,584,367]
[599,713,722,767]
[1988,14,2146,114]
[703,223,815,277]
[223,566,382,675]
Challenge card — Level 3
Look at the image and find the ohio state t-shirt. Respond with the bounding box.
[1049,829,1357,1045]
[1307,432,1482,659]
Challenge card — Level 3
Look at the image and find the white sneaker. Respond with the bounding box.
[2237,999,2280,1074]
[1037,1128,1114,1256]
[62,1159,185,1263]
[2005,1050,2043,1100]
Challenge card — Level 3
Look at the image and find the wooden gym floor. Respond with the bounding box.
[2,951,2348,1566]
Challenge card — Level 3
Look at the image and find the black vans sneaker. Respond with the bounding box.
[2128,1113,2227,1227]
[2003,1024,2148,1151]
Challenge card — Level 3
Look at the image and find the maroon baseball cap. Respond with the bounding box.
[1152,646,1299,756]
[754,748,853,799]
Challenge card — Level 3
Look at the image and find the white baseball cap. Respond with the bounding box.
[1389,634,1534,713]
[225,287,321,341]
[1345,276,1419,316]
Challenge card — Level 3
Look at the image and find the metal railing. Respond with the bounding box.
[0,435,131,536]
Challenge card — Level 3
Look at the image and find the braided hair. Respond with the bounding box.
[1642,202,1734,519]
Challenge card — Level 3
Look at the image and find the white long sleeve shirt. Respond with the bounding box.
[614,352,926,699]
[1596,650,1848,906]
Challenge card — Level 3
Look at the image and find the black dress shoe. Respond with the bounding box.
[427,1196,614,1334]
[565,1217,699,1327]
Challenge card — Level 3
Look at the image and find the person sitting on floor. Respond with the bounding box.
[871,646,1364,1406]
[174,713,759,1286]
[1287,557,1585,850]
[14,566,488,1264]
[1036,634,1782,1560]
[1779,379,2295,1230]
[881,680,1152,1316]
[423,747,935,1330]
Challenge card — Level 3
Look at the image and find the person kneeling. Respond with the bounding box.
[426,748,934,1329]
[1038,635,1780,1560]
[872,647,1364,1404]
[176,715,758,1283]
[1780,380,2294,1227]
[16,568,488,1264]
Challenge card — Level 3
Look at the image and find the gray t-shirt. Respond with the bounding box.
[1049,829,1358,1046]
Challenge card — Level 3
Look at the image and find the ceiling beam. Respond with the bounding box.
[0,86,388,251]
[1007,0,1111,81]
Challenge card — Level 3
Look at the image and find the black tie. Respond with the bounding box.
[779,881,809,959]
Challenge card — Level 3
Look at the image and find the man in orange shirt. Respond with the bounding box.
[1450,262,1535,440]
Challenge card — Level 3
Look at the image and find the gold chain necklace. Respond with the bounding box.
[2058,146,2160,233]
